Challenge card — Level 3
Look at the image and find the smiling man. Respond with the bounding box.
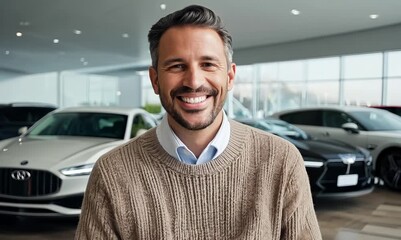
[149,24,235,159]
[75,5,322,239]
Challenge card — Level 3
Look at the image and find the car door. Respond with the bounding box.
[278,109,333,140]
[279,109,368,149]
[319,110,368,149]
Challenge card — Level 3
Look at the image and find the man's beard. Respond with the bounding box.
[159,85,226,130]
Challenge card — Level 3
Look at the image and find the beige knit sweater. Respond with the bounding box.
[75,120,322,239]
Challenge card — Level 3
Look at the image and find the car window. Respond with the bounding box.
[322,110,360,128]
[130,114,157,138]
[0,107,55,123]
[279,110,322,126]
[28,112,128,139]
[349,110,401,131]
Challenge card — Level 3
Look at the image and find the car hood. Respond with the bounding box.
[0,136,123,169]
[285,136,364,160]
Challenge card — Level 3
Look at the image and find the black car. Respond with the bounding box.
[236,118,374,198]
[0,102,57,140]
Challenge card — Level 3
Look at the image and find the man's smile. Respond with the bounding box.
[180,96,207,104]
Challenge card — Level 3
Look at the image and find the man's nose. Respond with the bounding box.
[182,66,204,89]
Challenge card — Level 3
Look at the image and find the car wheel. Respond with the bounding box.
[380,150,401,190]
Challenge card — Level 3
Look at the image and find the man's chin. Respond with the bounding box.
[177,115,213,130]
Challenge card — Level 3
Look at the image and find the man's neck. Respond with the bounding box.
[168,113,223,158]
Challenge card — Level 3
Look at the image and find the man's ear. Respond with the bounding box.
[149,66,159,95]
[227,63,236,91]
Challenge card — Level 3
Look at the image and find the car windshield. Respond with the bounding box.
[350,110,401,131]
[244,119,309,140]
[263,120,309,140]
[27,112,128,139]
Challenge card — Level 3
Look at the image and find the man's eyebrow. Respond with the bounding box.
[201,55,219,62]
[161,58,184,67]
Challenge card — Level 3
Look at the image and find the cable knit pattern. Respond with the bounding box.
[75,120,322,240]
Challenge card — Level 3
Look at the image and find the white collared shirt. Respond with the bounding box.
[156,112,230,165]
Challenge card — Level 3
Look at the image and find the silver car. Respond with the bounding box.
[272,106,401,191]
[0,106,157,217]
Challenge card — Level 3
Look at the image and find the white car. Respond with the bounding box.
[0,106,158,217]
[272,106,401,191]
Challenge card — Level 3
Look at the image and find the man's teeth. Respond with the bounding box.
[181,96,207,104]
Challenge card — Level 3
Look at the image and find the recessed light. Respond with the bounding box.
[291,9,301,15]
[16,32,22,37]
[73,29,82,35]
[80,57,85,62]
[160,4,166,10]
[19,21,30,26]
[369,14,379,19]
[5,50,10,55]
[122,33,129,38]
[53,39,59,44]
[83,61,88,66]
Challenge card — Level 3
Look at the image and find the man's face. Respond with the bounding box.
[149,26,236,131]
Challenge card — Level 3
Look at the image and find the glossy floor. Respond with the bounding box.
[0,185,400,240]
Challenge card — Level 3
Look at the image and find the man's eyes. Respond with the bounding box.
[201,62,215,68]
[166,62,218,71]
[167,64,186,71]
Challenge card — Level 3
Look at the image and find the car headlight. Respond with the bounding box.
[60,163,94,176]
[303,157,324,168]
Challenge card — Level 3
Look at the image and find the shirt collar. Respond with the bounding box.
[156,112,231,165]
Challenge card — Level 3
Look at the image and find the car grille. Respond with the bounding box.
[0,168,62,196]
[318,159,372,193]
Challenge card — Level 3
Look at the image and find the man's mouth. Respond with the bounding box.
[180,96,207,104]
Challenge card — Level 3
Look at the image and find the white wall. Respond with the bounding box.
[0,72,58,105]
[60,72,120,107]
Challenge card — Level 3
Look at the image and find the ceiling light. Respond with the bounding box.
[19,21,30,26]
[73,29,82,35]
[122,33,129,38]
[160,4,166,10]
[83,61,88,66]
[16,32,22,37]
[80,57,85,62]
[53,39,59,44]
[5,50,10,55]
[291,9,300,15]
[369,14,379,19]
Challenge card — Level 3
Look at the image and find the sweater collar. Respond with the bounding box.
[156,112,230,165]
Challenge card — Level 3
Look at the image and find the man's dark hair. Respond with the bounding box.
[148,5,233,69]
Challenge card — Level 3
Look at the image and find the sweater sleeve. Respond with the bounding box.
[74,159,120,240]
[281,145,322,240]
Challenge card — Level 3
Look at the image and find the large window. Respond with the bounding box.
[343,53,383,79]
[227,50,400,118]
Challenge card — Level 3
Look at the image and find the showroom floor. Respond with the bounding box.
[0,185,400,240]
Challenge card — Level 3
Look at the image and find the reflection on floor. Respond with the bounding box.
[335,203,401,240]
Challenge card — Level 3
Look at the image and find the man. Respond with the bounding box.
[75,5,322,239]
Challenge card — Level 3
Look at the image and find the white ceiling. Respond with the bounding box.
[1,0,401,74]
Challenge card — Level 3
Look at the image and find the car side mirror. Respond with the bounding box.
[18,126,28,135]
[341,122,359,134]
